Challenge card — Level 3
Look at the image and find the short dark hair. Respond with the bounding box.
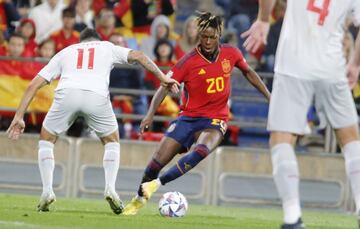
[80,28,101,42]
[154,39,174,61]
[9,32,25,42]
[62,7,76,18]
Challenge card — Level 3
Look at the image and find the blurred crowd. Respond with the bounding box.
[0,0,358,146]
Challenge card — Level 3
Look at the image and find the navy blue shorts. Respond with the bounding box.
[165,116,227,150]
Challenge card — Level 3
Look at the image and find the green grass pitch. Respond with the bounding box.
[0,193,356,229]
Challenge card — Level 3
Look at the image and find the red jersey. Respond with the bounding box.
[171,44,249,121]
[51,30,80,52]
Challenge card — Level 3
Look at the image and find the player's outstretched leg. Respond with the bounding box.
[37,140,56,212]
[103,142,123,214]
[142,144,211,200]
[123,158,164,215]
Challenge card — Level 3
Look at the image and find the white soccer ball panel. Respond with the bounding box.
[158,191,188,217]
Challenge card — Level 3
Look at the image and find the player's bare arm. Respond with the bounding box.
[7,75,48,140]
[241,0,276,53]
[242,67,271,102]
[347,29,360,89]
[140,86,169,133]
[127,50,180,92]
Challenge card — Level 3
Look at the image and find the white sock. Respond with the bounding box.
[271,143,301,224]
[103,142,120,192]
[343,141,360,213]
[38,140,55,193]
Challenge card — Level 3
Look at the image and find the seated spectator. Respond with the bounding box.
[109,32,128,47]
[0,33,29,78]
[51,7,80,52]
[140,14,174,60]
[145,38,175,89]
[0,0,20,39]
[37,39,56,59]
[17,18,37,57]
[74,0,94,32]
[131,0,175,34]
[29,0,65,43]
[31,38,56,73]
[5,32,25,58]
[145,39,179,119]
[174,16,198,59]
[96,7,116,41]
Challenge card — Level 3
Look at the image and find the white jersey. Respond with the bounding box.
[275,0,360,81]
[38,41,131,97]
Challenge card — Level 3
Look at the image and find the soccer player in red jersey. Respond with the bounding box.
[123,12,271,215]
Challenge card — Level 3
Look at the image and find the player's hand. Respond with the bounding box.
[161,78,180,94]
[140,115,153,134]
[6,117,25,140]
[346,63,360,89]
[241,20,270,53]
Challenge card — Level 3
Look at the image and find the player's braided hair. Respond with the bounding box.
[196,11,223,35]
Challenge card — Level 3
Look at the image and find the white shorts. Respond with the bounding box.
[43,89,118,137]
[267,73,358,135]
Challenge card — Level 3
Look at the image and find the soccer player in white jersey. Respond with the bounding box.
[6,28,179,214]
[242,0,360,228]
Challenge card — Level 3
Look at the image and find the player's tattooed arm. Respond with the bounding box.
[7,75,48,140]
[140,86,169,133]
[127,50,180,92]
[242,67,271,102]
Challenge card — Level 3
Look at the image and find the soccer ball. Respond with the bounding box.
[158,191,188,217]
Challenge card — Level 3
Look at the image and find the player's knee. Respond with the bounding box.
[193,144,210,159]
[271,143,298,174]
[336,125,360,147]
[40,127,57,144]
[104,142,120,152]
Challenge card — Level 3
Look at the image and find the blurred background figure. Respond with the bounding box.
[36,38,56,59]
[145,38,175,89]
[50,7,79,52]
[96,7,116,41]
[73,0,94,32]
[6,32,25,58]
[0,0,20,39]
[17,18,37,57]
[174,15,198,59]
[29,0,65,43]
[140,15,173,60]
[131,0,175,34]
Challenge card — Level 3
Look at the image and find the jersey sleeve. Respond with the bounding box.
[233,47,249,71]
[37,51,62,82]
[112,44,132,64]
[166,62,186,83]
[170,56,188,83]
[351,0,360,26]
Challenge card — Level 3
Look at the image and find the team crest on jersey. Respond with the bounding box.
[221,59,231,74]
[167,123,176,133]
